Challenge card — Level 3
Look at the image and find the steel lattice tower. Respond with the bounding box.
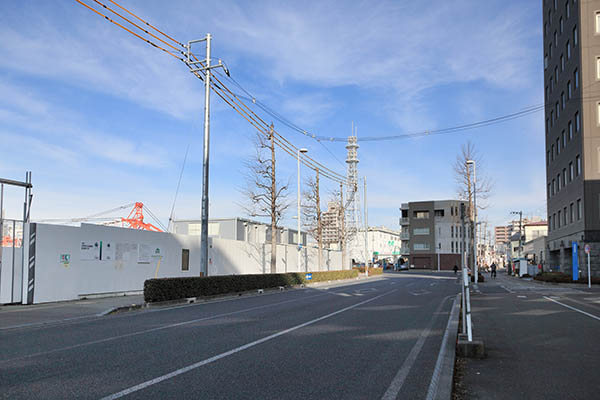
[345,134,360,247]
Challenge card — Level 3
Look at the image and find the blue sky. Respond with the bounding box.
[0,0,546,235]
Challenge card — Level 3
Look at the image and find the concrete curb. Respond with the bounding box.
[427,293,460,400]
[101,274,385,316]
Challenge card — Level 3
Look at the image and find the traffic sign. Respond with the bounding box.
[305,273,312,280]
[585,244,591,254]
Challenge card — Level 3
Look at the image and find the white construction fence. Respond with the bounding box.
[0,223,347,304]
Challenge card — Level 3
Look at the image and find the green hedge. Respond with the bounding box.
[144,270,358,303]
[353,266,384,274]
[534,272,600,284]
[306,269,358,282]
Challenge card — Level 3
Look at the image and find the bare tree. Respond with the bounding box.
[240,125,290,273]
[302,170,324,270]
[453,141,493,268]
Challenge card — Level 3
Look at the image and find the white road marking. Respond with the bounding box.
[500,285,514,293]
[381,296,449,400]
[544,296,600,322]
[100,289,398,400]
[1,291,332,364]
[425,294,460,400]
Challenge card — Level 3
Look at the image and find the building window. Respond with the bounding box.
[413,227,430,235]
[556,138,560,154]
[547,150,550,166]
[576,112,580,131]
[553,213,556,230]
[551,110,554,126]
[551,144,555,160]
[413,243,429,251]
[549,43,553,59]
[552,179,555,195]
[573,26,578,46]
[451,226,454,238]
[550,76,554,92]
[570,203,574,223]
[576,155,581,176]
[568,81,572,99]
[566,41,571,59]
[451,242,454,253]
[181,249,190,271]
[414,211,429,219]
[575,69,579,88]
[596,12,600,34]
[577,199,582,220]
[548,183,552,197]
[568,121,573,139]
[560,55,565,72]
[557,174,561,191]
[434,209,445,217]
[563,207,567,226]
[546,118,550,134]
[560,17,564,33]
[554,31,558,48]
[569,161,574,181]
[566,1,570,18]
[562,130,566,147]
[558,210,562,228]
[563,168,567,187]
[555,66,559,82]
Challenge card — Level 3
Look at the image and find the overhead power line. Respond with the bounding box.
[75,0,347,185]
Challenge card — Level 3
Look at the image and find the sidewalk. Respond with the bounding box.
[457,273,600,399]
[0,294,144,330]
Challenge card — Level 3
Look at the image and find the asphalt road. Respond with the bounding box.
[0,272,459,399]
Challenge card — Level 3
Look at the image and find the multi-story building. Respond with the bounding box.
[172,218,307,246]
[400,200,470,270]
[322,201,342,247]
[494,225,510,246]
[543,0,600,274]
[347,226,402,264]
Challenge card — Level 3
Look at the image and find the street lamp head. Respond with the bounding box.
[299,148,308,154]
[466,160,475,165]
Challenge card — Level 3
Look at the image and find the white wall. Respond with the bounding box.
[24,223,347,304]
[1,246,23,304]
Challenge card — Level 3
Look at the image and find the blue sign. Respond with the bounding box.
[305,273,312,280]
[572,241,579,281]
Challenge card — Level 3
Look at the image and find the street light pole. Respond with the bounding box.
[364,177,369,277]
[467,160,478,283]
[297,148,308,272]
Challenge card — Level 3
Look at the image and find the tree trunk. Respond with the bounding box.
[269,124,277,274]
[316,169,322,271]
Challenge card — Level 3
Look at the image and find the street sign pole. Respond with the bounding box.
[585,244,591,289]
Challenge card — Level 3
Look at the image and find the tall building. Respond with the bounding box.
[400,200,470,270]
[494,225,510,246]
[543,0,600,274]
[322,201,342,247]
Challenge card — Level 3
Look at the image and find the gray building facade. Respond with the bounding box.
[400,200,469,270]
[543,0,600,275]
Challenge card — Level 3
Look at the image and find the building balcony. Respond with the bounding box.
[400,217,409,225]
[399,246,410,254]
[400,231,410,240]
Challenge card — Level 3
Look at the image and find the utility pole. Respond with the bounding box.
[199,33,212,277]
[510,211,523,258]
[339,182,346,270]
[364,177,368,277]
[0,183,3,292]
[186,34,229,277]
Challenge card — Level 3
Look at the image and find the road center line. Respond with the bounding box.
[380,296,449,400]
[100,289,398,400]
[544,296,600,321]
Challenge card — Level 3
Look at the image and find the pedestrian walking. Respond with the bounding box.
[491,262,497,279]
[453,264,458,275]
